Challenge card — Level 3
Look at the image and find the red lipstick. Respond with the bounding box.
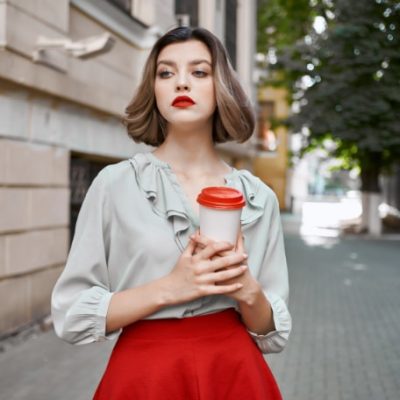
[172,96,195,108]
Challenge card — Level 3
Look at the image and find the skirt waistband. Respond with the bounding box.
[121,308,243,340]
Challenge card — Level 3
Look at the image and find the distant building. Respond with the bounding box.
[254,86,290,209]
[0,0,256,336]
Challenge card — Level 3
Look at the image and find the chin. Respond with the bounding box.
[169,118,211,130]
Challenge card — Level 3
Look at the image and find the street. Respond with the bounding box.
[268,232,400,400]
[0,226,399,400]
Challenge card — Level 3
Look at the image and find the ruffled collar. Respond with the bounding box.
[129,152,266,251]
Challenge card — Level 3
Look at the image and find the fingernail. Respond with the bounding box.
[243,253,248,259]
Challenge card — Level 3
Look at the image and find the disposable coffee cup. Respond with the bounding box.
[197,187,246,245]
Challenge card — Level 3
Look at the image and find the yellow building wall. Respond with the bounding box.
[254,87,289,210]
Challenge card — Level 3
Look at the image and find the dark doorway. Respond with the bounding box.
[69,155,115,245]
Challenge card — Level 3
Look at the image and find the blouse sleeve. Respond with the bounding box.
[51,168,120,345]
[248,192,292,354]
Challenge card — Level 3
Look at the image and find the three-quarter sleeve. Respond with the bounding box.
[51,168,120,345]
[248,192,292,354]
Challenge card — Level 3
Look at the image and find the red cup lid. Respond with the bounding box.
[197,187,246,210]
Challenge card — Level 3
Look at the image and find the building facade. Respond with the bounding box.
[0,0,256,336]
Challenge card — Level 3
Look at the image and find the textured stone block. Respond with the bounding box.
[0,276,30,334]
[0,138,69,186]
[52,147,69,186]
[7,0,69,33]
[0,188,29,232]
[29,266,63,321]
[30,96,139,159]
[0,236,5,277]
[0,187,70,233]
[2,139,52,185]
[0,139,6,182]
[0,84,30,139]
[30,188,70,228]
[4,228,68,276]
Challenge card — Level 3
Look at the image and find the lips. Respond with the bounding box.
[172,96,195,108]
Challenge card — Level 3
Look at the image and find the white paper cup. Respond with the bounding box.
[197,187,246,245]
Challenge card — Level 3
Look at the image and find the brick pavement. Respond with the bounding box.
[268,234,400,400]
[0,229,399,399]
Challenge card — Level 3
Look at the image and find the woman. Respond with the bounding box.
[51,26,291,399]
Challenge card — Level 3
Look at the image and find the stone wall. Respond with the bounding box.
[0,80,145,336]
[0,136,69,335]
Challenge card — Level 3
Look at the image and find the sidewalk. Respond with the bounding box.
[1,219,399,399]
[270,216,400,400]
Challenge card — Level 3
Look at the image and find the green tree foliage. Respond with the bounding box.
[257,0,333,93]
[257,0,314,52]
[261,0,400,193]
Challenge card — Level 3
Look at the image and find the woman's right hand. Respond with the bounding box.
[163,238,248,305]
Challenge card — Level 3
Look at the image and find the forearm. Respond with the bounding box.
[238,283,276,335]
[105,276,171,334]
[106,239,247,334]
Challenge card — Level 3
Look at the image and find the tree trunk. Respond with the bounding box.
[360,155,382,235]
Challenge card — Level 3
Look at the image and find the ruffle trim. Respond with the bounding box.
[225,169,267,225]
[129,152,267,251]
[129,153,191,251]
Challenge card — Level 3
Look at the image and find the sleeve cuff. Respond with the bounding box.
[58,288,121,345]
[94,291,121,342]
[247,292,292,354]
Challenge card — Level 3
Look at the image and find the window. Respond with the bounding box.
[105,0,154,26]
[175,0,199,27]
[106,0,131,15]
[224,0,237,69]
[69,157,110,245]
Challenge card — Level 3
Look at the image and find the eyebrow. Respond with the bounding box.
[156,59,212,67]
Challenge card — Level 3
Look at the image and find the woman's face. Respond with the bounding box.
[154,40,216,129]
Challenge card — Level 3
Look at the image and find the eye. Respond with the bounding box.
[157,70,173,78]
[193,70,208,78]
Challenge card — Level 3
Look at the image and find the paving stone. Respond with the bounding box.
[268,233,400,400]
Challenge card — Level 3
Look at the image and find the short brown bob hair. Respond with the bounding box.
[123,26,255,146]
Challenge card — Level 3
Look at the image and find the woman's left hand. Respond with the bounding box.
[190,231,262,305]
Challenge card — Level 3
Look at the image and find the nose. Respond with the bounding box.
[176,73,190,92]
[176,82,190,92]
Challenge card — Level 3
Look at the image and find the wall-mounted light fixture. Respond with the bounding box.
[33,32,115,72]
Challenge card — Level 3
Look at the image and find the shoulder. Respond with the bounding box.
[234,168,278,205]
[93,159,134,187]
[231,169,279,225]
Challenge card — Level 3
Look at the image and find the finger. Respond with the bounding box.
[195,241,234,261]
[193,241,207,256]
[196,253,246,276]
[202,282,243,296]
[205,252,247,273]
[196,265,247,284]
[191,231,213,248]
[236,233,244,253]
[183,238,197,256]
[208,238,242,262]
[211,249,233,259]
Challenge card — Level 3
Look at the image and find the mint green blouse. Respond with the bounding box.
[51,152,291,353]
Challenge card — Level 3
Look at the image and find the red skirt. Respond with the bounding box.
[93,308,282,400]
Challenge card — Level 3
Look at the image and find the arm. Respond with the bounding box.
[51,169,117,344]
[191,192,291,353]
[106,240,248,333]
[244,193,291,353]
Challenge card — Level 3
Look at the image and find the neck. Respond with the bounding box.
[154,121,224,174]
